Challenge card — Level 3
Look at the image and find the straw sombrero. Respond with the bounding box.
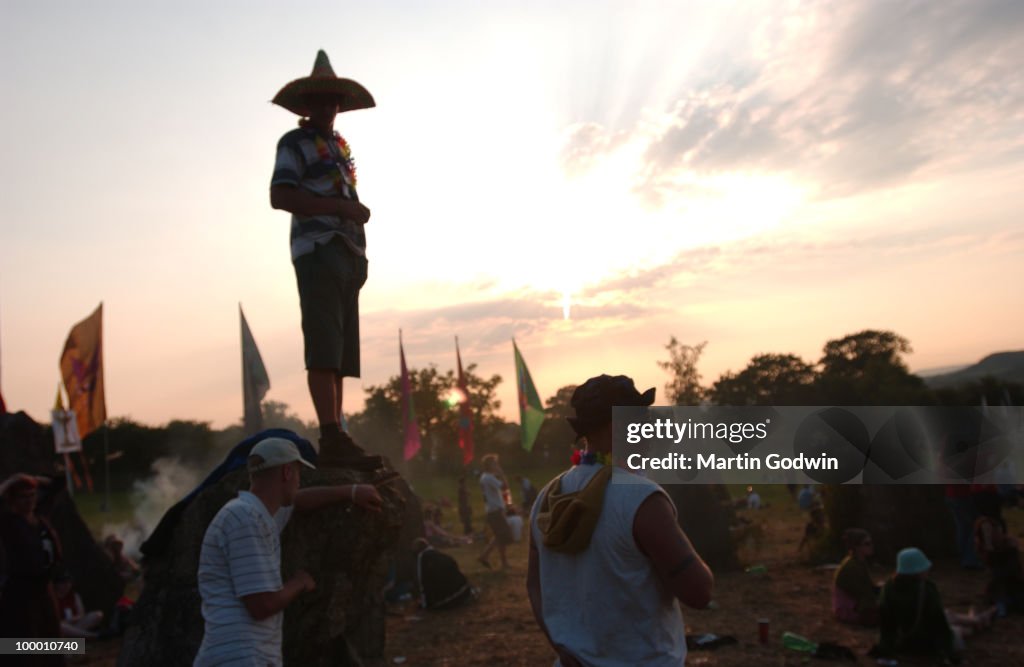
[272,50,375,116]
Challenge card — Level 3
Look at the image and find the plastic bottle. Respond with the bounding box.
[781,631,818,653]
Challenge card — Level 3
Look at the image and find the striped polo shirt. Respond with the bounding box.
[194,491,293,667]
[271,126,366,261]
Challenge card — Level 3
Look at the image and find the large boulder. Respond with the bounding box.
[0,412,125,616]
[119,460,420,667]
[823,484,956,561]
[664,484,740,570]
[0,412,56,475]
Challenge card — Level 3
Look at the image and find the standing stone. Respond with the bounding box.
[663,484,739,570]
[822,485,955,561]
[118,461,419,667]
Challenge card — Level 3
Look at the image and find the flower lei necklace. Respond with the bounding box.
[299,119,357,189]
[334,134,357,187]
[571,450,612,466]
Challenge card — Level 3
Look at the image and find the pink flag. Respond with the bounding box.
[400,332,422,461]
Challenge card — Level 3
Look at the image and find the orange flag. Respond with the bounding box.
[60,303,106,441]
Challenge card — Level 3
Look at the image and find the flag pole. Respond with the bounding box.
[64,454,74,499]
[101,425,111,512]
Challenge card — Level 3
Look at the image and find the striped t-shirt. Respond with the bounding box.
[271,126,365,261]
[194,491,293,667]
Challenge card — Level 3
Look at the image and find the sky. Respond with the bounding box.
[1,0,1022,429]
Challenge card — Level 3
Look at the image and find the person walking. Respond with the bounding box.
[477,455,512,570]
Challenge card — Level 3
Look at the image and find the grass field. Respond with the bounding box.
[382,487,1024,667]
[405,463,566,513]
[70,472,1024,666]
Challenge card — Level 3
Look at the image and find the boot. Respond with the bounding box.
[318,430,384,471]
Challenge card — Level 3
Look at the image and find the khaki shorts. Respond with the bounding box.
[293,237,367,375]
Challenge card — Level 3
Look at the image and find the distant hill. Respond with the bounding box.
[923,351,1024,388]
[915,364,969,378]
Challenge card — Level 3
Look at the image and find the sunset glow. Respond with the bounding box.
[1,1,1021,427]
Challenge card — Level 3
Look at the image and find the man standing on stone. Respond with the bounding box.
[194,437,383,666]
[269,50,377,467]
[527,375,714,667]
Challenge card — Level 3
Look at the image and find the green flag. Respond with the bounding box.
[513,339,544,452]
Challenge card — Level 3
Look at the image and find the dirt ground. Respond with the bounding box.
[384,484,1024,667]
[381,509,1024,667]
[71,491,1024,666]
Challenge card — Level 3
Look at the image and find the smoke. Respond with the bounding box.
[101,457,203,558]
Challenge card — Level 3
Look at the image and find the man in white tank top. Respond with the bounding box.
[527,375,714,666]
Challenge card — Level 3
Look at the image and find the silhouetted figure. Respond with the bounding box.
[269,50,378,469]
[833,528,880,626]
[0,474,64,666]
[973,490,1024,616]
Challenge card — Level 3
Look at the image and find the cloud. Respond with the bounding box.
[361,289,660,359]
[574,222,1024,305]
[580,245,723,297]
[560,122,630,175]
[570,0,1024,203]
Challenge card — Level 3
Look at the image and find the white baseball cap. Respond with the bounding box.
[247,437,316,473]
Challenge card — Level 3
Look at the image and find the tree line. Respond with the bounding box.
[60,329,1021,492]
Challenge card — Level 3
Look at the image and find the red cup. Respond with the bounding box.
[758,618,770,644]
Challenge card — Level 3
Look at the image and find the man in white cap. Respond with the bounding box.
[194,437,383,666]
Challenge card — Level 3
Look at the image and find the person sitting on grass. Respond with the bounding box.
[53,570,104,638]
[877,547,996,664]
[832,528,880,626]
[423,505,470,548]
[103,535,140,583]
[973,489,1024,616]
